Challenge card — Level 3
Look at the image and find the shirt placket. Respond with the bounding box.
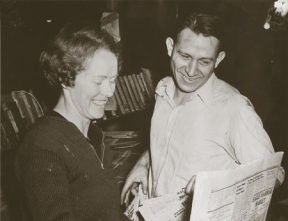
[152,105,181,197]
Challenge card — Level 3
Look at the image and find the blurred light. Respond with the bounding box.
[264,22,270,29]
[263,0,288,30]
[47,20,52,23]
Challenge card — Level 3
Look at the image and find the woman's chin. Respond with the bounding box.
[90,110,105,120]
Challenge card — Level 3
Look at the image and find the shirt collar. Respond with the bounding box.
[155,76,175,100]
[156,73,217,108]
[195,73,216,108]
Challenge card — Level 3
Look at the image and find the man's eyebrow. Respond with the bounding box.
[178,50,214,60]
[199,57,214,61]
[178,50,190,56]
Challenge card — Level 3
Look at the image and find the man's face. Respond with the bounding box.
[69,49,118,120]
[167,28,225,93]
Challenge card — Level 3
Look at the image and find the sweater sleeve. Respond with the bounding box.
[15,144,76,221]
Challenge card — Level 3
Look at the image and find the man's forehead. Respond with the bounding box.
[175,29,220,53]
[178,29,219,44]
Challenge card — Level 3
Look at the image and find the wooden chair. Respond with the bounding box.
[1,90,44,221]
[1,90,44,150]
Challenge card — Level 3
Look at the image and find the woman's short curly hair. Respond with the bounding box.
[39,22,122,87]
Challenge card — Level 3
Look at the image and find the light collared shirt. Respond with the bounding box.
[149,73,284,197]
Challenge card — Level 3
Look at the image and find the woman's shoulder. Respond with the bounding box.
[20,115,75,150]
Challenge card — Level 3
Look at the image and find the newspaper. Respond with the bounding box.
[124,184,148,221]
[190,152,284,221]
[125,152,283,221]
[124,186,190,221]
[138,188,190,221]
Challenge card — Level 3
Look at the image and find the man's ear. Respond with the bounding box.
[166,37,174,57]
[215,51,226,68]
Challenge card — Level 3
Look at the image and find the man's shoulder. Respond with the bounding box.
[156,76,171,88]
[214,78,239,96]
[214,78,254,109]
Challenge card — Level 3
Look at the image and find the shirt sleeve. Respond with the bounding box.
[15,146,76,221]
[227,97,285,184]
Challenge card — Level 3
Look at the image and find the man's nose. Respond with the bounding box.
[101,80,114,97]
[185,60,198,77]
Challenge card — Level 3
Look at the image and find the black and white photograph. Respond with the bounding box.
[1,0,288,220]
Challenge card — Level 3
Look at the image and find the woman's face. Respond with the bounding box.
[68,49,118,120]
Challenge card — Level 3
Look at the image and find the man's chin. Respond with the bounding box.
[178,85,198,93]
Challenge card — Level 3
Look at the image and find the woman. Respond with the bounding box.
[15,22,128,221]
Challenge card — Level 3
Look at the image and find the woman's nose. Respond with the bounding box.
[101,80,114,97]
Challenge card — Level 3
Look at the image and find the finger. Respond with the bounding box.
[141,175,148,195]
[129,183,139,198]
[131,188,138,196]
[124,190,130,208]
[185,175,196,195]
[121,176,136,204]
[121,182,131,204]
[124,189,132,205]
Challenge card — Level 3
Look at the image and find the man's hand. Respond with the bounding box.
[121,150,150,207]
[185,175,196,195]
[121,164,149,207]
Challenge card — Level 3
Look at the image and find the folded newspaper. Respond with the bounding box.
[124,152,283,221]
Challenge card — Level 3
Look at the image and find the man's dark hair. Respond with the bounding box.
[173,13,224,52]
[39,22,122,87]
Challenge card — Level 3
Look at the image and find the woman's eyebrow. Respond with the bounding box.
[91,76,106,80]
[111,74,119,79]
[91,74,119,79]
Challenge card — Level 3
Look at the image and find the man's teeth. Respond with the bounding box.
[92,100,106,105]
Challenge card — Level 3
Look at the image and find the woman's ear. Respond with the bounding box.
[61,83,69,90]
[215,51,226,68]
[59,78,69,90]
[166,37,174,57]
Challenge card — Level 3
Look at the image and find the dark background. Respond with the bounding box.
[1,1,288,220]
[2,0,288,153]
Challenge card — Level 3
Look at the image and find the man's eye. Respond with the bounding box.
[95,81,102,85]
[200,60,211,66]
[180,54,190,59]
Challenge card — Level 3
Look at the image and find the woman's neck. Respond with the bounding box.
[53,95,90,138]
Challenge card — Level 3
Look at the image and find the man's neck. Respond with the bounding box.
[173,88,195,106]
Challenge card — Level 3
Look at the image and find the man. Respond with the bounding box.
[121,12,284,206]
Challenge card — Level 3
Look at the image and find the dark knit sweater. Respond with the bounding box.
[15,115,128,221]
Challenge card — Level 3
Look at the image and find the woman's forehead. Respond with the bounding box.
[82,50,118,76]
